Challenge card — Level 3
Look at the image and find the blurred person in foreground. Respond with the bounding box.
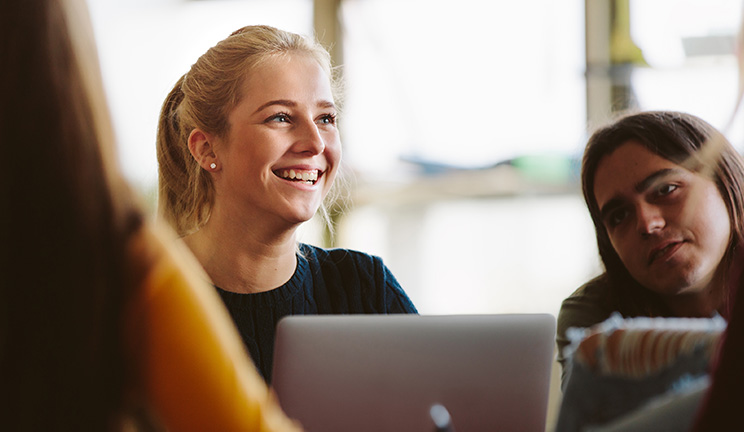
[0,0,301,430]
[692,9,744,429]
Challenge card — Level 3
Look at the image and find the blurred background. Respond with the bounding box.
[87,0,744,319]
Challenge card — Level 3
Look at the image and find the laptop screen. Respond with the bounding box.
[272,314,556,432]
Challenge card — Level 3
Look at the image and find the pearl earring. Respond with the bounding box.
[209,162,217,170]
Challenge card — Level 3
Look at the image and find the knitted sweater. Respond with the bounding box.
[216,244,418,382]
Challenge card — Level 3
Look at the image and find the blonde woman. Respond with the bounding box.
[157,25,418,382]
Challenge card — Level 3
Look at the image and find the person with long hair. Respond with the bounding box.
[156,25,418,382]
[556,111,744,383]
[0,0,300,430]
[690,12,744,428]
[691,240,744,429]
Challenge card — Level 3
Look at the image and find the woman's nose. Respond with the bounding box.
[293,120,326,155]
[636,203,665,235]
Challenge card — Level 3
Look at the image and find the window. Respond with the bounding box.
[87,0,314,193]
[630,0,744,143]
[340,0,586,176]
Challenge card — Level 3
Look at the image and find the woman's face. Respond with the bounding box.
[593,141,731,297]
[214,53,341,226]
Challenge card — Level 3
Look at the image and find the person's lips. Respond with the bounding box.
[647,240,685,265]
[273,168,323,185]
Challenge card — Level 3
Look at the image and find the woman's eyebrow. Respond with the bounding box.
[634,168,681,193]
[252,99,336,115]
[252,99,296,115]
[598,168,682,221]
[317,100,336,109]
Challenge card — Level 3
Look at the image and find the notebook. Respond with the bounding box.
[271,313,557,432]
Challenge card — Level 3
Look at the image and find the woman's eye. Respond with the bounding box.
[607,209,628,228]
[317,114,336,125]
[268,113,290,123]
[656,183,678,196]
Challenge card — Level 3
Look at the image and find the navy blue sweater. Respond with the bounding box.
[215,244,418,382]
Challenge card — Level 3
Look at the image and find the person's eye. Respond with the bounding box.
[266,113,291,123]
[606,208,629,228]
[656,183,678,196]
[316,113,337,126]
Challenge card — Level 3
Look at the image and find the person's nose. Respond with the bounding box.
[293,118,326,155]
[636,203,665,236]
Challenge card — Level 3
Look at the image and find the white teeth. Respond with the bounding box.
[277,169,320,183]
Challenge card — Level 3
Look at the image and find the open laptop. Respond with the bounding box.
[272,314,556,432]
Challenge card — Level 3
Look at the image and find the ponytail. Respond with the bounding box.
[156,75,214,236]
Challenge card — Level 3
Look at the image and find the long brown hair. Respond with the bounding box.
[0,0,147,429]
[582,111,744,317]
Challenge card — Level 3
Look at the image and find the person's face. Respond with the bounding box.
[215,53,341,226]
[593,141,731,297]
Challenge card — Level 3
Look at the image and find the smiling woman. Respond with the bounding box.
[187,53,341,232]
[555,111,744,384]
[156,25,418,383]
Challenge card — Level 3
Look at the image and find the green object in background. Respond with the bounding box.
[509,154,578,184]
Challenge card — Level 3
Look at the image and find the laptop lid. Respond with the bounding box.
[272,314,556,432]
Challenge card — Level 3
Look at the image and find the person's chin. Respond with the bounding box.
[646,274,701,297]
[281,207,319,226]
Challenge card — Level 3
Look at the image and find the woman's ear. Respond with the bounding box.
[188,128,220,171]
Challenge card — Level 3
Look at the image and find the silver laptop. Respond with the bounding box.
[272,314,556,432]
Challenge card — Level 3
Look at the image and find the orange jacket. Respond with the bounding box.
[126,227,301,432]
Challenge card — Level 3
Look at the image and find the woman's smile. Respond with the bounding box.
[274,168,322,185]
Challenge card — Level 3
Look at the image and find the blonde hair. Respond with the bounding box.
[157,25,339,236]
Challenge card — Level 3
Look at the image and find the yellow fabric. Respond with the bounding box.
[127,227,302,432]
